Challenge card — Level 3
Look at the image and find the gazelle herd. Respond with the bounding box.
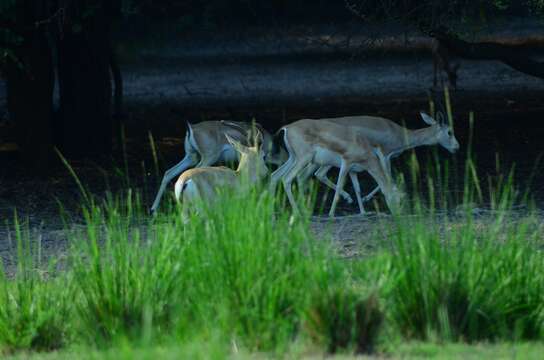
[151,111,459,218]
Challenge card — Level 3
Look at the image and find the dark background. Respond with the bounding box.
[1,0,544,222]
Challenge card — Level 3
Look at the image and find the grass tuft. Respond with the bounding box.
[386,211,544,342]
[0,217,70,353]
[305,286,383,354]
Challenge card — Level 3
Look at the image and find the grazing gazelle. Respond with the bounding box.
[270,119,404,217]
[150,120,284,213]
[432,39,460,90]
[297,112,460,211]
[174,131,268,216]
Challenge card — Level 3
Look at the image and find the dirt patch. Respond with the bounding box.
[1,208,542,276]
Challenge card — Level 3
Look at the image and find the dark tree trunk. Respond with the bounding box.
[5,1,54,168]
[110,43,123,118]
[432,29,544,80]
[110,40,124,152]
[55,3,114,158]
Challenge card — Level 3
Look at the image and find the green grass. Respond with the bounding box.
[0,217,71,353]
[1,186,361,355]
[379,210,543,342]
[6,342,544,359]
[1,176,543,357]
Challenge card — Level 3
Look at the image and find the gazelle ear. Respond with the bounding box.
[225,134,248,154]
[420,112,437,125]
[247,121,264,147]
[253,130,264,149]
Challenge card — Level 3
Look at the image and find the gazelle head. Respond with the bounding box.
[225,131,269,182]
[221,120,285,167]
[373,147,405,211]
[420,112,460,154]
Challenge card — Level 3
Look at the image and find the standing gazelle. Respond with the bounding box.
[297,112,460,211]
[174,131,268,215]
[151,120,284,213]
[270,119,404,217]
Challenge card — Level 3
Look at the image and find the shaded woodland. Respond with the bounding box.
[2,0,544,166]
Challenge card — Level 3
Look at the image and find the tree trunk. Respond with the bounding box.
[56,5,113,158]
[432,30,544,80]
[110,40,125,153]
[5,1,54,169]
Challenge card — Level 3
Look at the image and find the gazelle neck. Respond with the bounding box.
[236,156,267,183]
[398,126,439,153]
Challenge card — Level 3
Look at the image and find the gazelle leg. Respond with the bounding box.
[367,148,401,213]
[363,186,381,203]
[296,163,318,194]
[363,155,392,203]
[349,172,365,214]
[282,156,312,214]
[151,153,197,213]
[270,154,295,194]
[271,128,296,195]
[314,166,353,203]
[367,170,391,211]
[329,161,350,217]
[298,163,317,183]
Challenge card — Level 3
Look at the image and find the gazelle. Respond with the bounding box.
[174,131,268,216]
[432,39,460,90]
[297,112,459,212]
[150,120,285,213]
[270,119,404,217]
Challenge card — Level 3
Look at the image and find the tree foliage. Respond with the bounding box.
[344,0,544,30]
[345,1,544,82]
[0,0,20,69]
